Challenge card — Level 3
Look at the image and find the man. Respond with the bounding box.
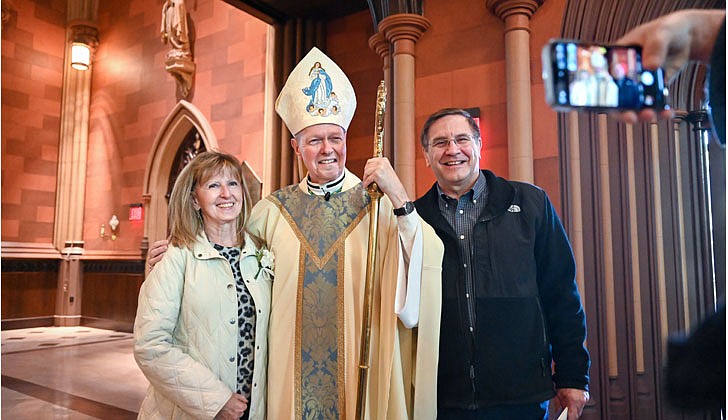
[148,47,443,420]
[414,108,590,419]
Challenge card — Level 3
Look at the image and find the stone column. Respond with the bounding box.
[378,14,430,198]
[486,0,543,183]
[686,110,718,313]
[368,31,394,160]
[671,112,690,332]
[54,0,98,326]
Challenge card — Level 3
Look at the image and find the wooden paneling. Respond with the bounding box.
[0,272,57,318]
[1,258,145,332]
[81,261,145,333]
[1,259,58,328]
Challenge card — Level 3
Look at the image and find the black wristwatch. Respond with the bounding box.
[393,201,415,216]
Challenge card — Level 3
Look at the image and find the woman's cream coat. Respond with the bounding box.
[134,232,271,419]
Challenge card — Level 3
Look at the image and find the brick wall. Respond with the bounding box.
[85,0,269,252]
[1,0,566,248]
[415,0,508,196]
[1,0,66,243]
[326,0,567,212]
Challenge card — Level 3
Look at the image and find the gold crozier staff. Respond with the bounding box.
[356,80,387,420]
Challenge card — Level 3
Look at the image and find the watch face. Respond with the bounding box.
[394,201,414,216]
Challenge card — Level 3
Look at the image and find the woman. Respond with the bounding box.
[134,151,272,419]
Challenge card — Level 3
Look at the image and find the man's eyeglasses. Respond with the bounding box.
[428,135,475,150]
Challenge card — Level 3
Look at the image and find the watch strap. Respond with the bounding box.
[393,201,415,216]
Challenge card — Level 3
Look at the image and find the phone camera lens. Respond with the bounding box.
[640,71,655,86]
[558,90,567,104]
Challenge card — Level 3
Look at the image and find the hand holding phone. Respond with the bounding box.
[541,39,669,112]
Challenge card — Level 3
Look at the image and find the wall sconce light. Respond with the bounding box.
[69,24,98,71]
[71,42,91,71]
[100,215,120,240]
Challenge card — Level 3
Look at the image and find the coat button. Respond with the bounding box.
[227,284,233,290]
[229,318,235,324]
[229,356,235,362]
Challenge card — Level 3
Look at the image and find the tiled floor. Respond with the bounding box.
[1,327,148,419]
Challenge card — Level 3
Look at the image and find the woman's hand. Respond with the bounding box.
[146,239,169,272]
[215,393,248,420]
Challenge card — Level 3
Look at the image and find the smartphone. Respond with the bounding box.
[541,39,669,112]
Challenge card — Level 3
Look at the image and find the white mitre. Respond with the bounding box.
[275,46,357,136]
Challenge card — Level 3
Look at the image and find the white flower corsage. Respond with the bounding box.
[255,248,274,281]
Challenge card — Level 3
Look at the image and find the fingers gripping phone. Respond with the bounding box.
[541,39,669,112]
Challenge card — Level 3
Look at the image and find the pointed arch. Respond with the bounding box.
[142,100,218,250]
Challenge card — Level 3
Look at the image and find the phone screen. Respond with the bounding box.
[542,40,667,111]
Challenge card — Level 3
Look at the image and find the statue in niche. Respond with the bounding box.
[161,0,189,51]
[166,131,206,200]
[161,0,195,97]
[182,133,203,167]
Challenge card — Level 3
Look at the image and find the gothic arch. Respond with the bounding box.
[142,100,219,251]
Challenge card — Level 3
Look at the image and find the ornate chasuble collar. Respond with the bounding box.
[268,183,370,268]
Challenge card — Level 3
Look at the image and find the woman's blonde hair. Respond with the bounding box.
[167,151,252,249]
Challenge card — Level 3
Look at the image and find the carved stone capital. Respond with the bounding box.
[486,0,543,21]
[379,14,431,55]
[368,31,389,60]
[672,110,688,125]
[687,109,711,132]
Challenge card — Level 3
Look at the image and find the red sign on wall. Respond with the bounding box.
[129,204,143,221]
[464,108,485,169]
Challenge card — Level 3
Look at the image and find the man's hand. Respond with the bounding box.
[362,157,410,209]
[146,239,169,272]
[612,9,725,124]
[215,393,248,420]
[556,388,590,420]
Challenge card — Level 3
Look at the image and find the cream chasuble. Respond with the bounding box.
[247,170,442,420]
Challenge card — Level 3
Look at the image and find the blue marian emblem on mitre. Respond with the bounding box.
[301,61,340,117]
